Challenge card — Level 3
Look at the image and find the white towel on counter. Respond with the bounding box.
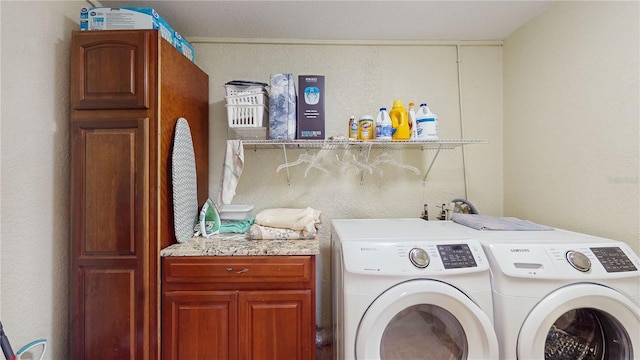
[254,207,322,237]
[451,213,554,231]
[246,224,317,240]
[218,140,244,205]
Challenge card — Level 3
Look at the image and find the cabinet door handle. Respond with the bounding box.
[226,267,249,274]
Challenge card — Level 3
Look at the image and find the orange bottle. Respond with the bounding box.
[389,100,411,140]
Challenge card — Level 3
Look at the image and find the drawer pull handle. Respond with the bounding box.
[226,267,249,274]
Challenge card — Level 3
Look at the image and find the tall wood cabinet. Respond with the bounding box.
[69,30,209,359]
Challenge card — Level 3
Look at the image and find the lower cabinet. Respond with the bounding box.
[162,256,316,360]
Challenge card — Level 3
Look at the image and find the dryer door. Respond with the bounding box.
[355,279,498,360]
[518,283,640,360]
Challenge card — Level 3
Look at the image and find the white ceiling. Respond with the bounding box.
[97,1,555,41]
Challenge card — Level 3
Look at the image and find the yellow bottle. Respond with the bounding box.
[389,100,411,140]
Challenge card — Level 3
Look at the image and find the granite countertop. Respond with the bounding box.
[161,234,320,256]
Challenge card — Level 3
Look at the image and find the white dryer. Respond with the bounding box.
[331,219,499,360]
[458,227,640,360]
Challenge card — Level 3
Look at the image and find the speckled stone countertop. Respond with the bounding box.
[160,234,320,256]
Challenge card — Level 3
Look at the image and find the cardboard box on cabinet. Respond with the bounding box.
[79,7,194,62]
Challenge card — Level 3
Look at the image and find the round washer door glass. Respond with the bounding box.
[518,284,639,360]
[545,308,631,360]
[355,280,498,360]
[380,304,467,359]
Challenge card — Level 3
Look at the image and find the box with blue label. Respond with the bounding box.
[297,75,325,140]
[173,31,195,63]
[80,7,194,62]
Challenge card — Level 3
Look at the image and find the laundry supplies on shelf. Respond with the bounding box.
[416,103,439,140]
[389,100,411,140]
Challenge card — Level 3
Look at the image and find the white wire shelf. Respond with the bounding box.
[240,139,487,150]
[235,138,487,186]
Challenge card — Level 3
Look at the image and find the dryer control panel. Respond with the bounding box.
[485,241,640,279]
[590,247,638,273]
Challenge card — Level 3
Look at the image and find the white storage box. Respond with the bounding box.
[224,82,267,96]
[220,205,254,220]
[226,104,268,127]
[225,92,268,106]
[227,127,268,140]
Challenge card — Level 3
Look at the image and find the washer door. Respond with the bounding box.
[355,279,499,360]
[518,283,640,360]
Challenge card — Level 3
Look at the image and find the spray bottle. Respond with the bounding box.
[348,115,358,140]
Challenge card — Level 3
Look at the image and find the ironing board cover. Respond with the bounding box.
[171,118,198,243]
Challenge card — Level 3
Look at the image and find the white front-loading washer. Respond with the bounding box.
[452,226,640,360]
[331,219,499,360]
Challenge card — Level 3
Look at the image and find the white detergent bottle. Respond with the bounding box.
[408,102,417,139]
[416,103,438,140]
[375,107,393,140]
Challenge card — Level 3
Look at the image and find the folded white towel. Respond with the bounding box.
[218,140,244,205]
[255,207,322,237]
[451,213,554,231]
[247,224,317,240]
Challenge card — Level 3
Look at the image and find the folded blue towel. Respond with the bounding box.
[451,213,554,231]
[220,217,255,234]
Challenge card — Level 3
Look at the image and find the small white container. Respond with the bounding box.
[219,204,254,220]
[226,104,268,127]
[224,83,266,96]
[225,92,268,106]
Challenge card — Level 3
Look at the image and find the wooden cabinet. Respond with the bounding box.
[69,30,209,360]
[162,256,316,360]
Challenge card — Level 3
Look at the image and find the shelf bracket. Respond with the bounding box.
[422,143,443,186]
[281,144,291,186]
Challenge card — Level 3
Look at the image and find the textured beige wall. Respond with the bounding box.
[5,0,634,352]
[194,42,503,327]
[4,0,635,354]
[1,1,84,358]
[503,1,639,252]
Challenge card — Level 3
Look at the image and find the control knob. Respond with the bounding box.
[409,248,430,268]
[566,250,591,272]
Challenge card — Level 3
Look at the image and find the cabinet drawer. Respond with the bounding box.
[163,256,313,285]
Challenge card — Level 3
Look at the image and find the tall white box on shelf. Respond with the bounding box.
[269,73,297,140]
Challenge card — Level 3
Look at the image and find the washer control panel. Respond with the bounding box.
[340,238,488,275]
[590,247,638,272]
[437,244,478,269]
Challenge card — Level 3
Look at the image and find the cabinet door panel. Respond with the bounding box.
[163,291,239,360]
[71,118,148,259]
[82,268,139,360]
[69,118,149,360]
[71,31,150,110]
[239,290,313,360]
